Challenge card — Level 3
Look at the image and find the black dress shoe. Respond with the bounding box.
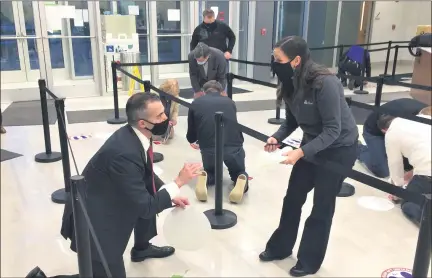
[259,250,291,262]
[131,244,175,262]
[289,262,314,277]
[25,267,47,278]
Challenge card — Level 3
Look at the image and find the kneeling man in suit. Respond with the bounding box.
[26,93,202,278]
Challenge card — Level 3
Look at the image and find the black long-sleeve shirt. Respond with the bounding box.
[273,75,358,159]
[363,98,427,137]
[186,92,244,149]
[190,21,236,53]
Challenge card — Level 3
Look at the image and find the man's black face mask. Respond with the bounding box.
[142,118,169,136]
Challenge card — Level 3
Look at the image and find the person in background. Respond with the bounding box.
[358,98,427,178]
[337,45,371,90]
[0,111,5,134]
[25,93,202,278]
[378,106,431,225]
[186,80,249,204]
[190,8,236,66]
[158,79,180,141]
[188,42,227,99]
[261,36,358,277]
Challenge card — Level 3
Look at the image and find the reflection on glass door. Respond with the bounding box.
[306,1,338,67]
[237,1,248,76]
[0,1,41,84]
[152,0,192,80]
[42,1,94,84]
[275,1,305,42]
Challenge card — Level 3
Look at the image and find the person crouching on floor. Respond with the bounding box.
[186,80,249,204]
[155,79,180,142]
[379,106,432,226]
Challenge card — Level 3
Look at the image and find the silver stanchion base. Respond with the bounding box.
[107,117,127,125]
[204,209,237,230]
[35,152,62,163]
[353,89,369,95]
[268,118,285,125]
[51,188,69,204]
[153,152,164,163]
[337,182,355,197]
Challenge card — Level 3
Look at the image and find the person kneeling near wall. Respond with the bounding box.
[155,79,180,142]
[186,80,249,204]
[379,106,432,226]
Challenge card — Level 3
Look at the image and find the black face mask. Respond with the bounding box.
[273,61,294,86]
[143,118,169,136]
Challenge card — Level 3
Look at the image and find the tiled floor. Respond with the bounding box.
[1,84,426,277]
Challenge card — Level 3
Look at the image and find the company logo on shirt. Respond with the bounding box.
[303,100,313,105]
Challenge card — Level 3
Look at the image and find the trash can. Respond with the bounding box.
[120,52,142,92]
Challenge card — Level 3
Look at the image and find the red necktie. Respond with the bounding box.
[147,141,157,194]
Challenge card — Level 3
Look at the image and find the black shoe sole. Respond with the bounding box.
[259,253,291,262]
[131,251,175,262]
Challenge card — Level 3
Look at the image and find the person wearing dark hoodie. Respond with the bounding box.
[190,8,236,63]
[259,36,358,277]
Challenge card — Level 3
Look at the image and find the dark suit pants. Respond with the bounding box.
[401,175,431,225]
[265,144,357,273]
[91,217,157,278]
[338,59,362,87]
[200,146,247,185]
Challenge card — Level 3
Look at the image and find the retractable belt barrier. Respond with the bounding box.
[116,65,429,206]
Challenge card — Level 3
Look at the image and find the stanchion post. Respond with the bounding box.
[353,48,369,95]
[374,77,384,107]
[51,98,70,204]
[35,79,62,163]
[204,112,237,229]
[70,175,93,278]
[412,195,431,278]
[107,61,127,125]
[268,81,285,125]
[383,41,392,76]
[391,45,399,78]
[144,80,164,163]
[226,73,233,100]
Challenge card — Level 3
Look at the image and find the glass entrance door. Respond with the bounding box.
[41,1,95,85]
[0,1,42,84]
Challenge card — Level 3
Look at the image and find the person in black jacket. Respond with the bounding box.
[190,9,236,61]
[186,80,248,204]
[358,98,427,178]
[259,36,358,277]
[337,45,371,90]
[188,42,227,99]
[25,93,202,278]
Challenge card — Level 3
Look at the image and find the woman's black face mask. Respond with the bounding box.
[273,61,294,85]
[142,118,169,136]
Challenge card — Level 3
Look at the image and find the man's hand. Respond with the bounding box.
[172,196,190,208]
[170,119,177,126]
[190,142,200,150]
[224,52,232,60]
[280,148,304,165]
[194,91,204,99]
[404,170,413,184]
[264,137,280,152]
[174,162,203,187]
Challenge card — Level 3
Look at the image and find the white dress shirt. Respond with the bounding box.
[385,114,432,187]
[132,127,180,199]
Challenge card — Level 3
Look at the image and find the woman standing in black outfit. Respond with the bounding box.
[259,36,358,277]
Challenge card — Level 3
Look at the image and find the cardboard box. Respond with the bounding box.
[416,25,431,35]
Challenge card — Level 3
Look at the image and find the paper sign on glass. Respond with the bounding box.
[128,5,140,16]
[211,6,219,19]
[167,9,180,22]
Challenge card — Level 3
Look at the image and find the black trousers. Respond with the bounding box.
[91,217,157,278]
[200,146,248,184]
[401,175,431,224]
[338,59,362,87]
[266,143,357,273]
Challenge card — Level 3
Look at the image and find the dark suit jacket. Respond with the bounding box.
[60,125,173,262]
[188,47,227,92]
